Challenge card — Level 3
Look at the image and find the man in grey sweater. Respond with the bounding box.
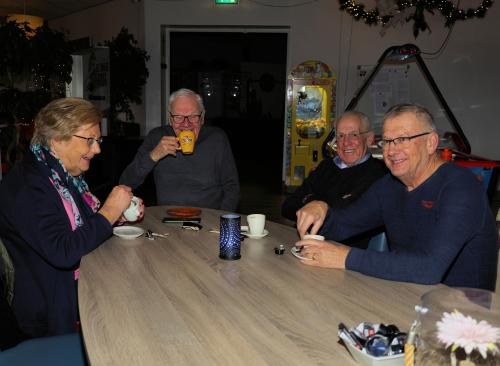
[120,88,239,211]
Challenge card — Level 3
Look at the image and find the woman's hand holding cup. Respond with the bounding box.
[99,185,133,225]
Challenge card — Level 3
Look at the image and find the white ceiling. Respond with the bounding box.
[0,0,114,21]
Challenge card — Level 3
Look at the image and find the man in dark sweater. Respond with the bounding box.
[282,111,387,247]
[295,104,498,290]
[120,89,239,211]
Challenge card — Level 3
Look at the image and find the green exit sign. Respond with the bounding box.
[215,0,238,4]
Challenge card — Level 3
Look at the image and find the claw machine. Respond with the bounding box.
[284,60,335,189]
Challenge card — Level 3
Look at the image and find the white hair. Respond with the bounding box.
[168,88,205,126]
[335,111,371,131]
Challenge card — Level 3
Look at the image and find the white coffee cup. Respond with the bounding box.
[123,196,140,222]
[303,234,325,241]
[247,214,266,235]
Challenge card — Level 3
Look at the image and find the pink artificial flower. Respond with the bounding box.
[436,310,500,359]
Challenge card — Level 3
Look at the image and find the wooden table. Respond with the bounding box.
[79,206,437,365]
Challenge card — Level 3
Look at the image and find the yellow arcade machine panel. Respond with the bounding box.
[284,60,335,188]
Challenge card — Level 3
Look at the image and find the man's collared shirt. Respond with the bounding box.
[333,153,370,169]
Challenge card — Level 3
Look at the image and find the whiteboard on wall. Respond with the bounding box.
[357,64,411,132]
[354,61,465,151]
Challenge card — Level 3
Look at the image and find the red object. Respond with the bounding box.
[440,148,453,162]
[454,160,500,168]
[166,207,202,218]
[453,159,499,193]
[1,149,7,174]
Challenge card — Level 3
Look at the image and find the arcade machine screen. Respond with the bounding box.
[295,86,328,139]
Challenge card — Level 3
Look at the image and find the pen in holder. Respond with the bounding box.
[219,214,241,260]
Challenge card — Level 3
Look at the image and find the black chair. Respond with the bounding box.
[0,333,87,366]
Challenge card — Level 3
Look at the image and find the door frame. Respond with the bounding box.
[161,25,290,182]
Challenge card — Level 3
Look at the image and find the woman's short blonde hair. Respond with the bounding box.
[31,98,102,147]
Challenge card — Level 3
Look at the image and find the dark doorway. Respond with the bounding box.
[170,31,288,217]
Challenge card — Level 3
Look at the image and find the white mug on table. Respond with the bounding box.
[247,214,266,235]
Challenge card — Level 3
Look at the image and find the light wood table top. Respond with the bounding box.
[79,206,436,366]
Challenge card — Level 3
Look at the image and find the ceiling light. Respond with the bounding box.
[7,14,44,36]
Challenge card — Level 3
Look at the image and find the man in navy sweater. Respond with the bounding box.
[294,104,498,290]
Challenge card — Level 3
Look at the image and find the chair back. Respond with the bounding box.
[0,238,27,351]
[0,237,14,305]
[0,238,86,365]
[0,333,87,365]
[496,250,500,294]
[367,232,389,252]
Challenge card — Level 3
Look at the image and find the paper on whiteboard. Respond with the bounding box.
[356,64,410,115]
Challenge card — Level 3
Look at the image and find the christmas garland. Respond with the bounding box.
[338,0,494,36]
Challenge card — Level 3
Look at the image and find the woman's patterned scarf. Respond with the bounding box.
[30,144,100,227]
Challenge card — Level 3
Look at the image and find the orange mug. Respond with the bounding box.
[176,130,195,154]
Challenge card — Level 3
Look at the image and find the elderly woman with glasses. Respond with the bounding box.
[119,88,239,211]
[0,97,144,338]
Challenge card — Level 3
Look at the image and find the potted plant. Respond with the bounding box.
[0,20,72,169]
[104,27,149,125]
[0,21,72,116]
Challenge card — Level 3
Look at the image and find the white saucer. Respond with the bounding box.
[243,229,269,239]
[113,226,145,239]
[290,247,312,261]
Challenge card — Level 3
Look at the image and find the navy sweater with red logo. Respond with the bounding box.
[320,163,498,290]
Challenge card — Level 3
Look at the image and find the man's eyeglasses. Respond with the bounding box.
[378,131,432,148]
[336,131,370,141]
[169,113,202,124]
[73,135,103,147]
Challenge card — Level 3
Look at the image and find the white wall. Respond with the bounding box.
[50,0,143,45]
[144,0,342,135]
[339,9,500,161]
[52,0,500,162]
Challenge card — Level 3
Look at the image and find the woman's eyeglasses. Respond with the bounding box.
[73,135,104,147]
